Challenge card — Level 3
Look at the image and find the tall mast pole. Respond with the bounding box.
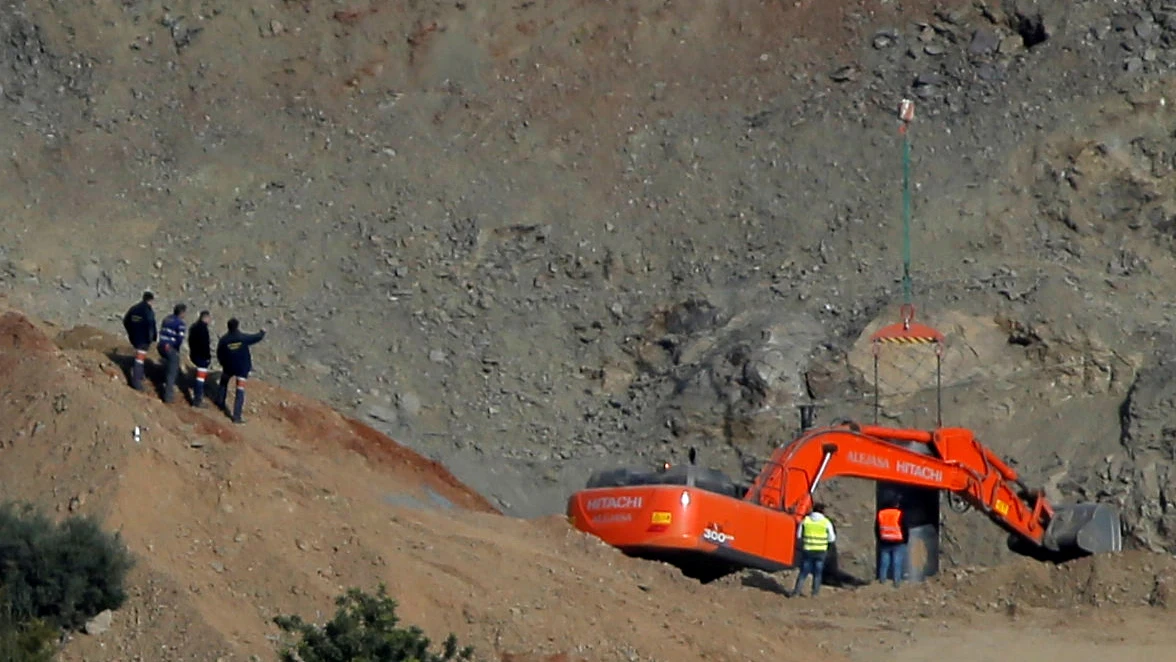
[898,99,916,326]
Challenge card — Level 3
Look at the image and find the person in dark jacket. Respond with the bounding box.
[122,291,157,391]
[215,318,266,424]
[187,310,213,407]
[157,303,188,403]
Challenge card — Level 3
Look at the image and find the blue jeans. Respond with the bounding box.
[792,550,826,596]
[878,542,907,585]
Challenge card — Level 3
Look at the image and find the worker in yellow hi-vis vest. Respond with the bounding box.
[789,502,837,597]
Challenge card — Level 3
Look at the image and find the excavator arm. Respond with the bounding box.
[744,422,1121,558]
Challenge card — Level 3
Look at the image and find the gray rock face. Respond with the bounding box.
[1113,352,1176,552]
[632,301,826,471]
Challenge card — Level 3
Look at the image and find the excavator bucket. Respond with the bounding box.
[1043,503,1123,557]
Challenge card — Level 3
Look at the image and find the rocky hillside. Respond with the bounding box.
[2,0,1176,564]
[0,303,1170,662]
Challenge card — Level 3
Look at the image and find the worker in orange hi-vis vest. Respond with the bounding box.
[875,498,910,586]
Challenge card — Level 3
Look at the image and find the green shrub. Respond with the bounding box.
[0,595,57,662]
[0,502,134,631]
[274,584,474,662]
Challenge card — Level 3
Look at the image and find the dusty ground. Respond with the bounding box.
[0,305,1168,662]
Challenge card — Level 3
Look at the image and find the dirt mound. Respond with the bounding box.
[940,551,1176,610]
[0,307,844,661]
[782,549,1176,626]
[0,310,59,353]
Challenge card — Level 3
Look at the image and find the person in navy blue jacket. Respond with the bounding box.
[122,291,157,391]
[157,303,188,403]
[215,318,266,424]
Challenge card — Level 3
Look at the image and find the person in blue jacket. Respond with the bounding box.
[157,303,188,403]
[215,318,266,424]
[122,291,157,391]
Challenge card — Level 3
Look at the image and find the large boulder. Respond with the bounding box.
[843,306,1139,425]
[845,308,1022,420]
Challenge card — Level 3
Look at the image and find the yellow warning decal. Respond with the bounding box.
[994,500,1009,515]
[651,511,672,525]
[873,336,940,344]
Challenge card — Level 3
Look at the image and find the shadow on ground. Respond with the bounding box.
[104,348,235,415]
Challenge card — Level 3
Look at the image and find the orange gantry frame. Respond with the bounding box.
[870,303,946,345]
[868,302,947,425]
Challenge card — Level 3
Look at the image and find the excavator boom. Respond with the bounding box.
[745,421,1121,558]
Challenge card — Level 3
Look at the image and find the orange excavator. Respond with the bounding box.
[566,421,1123,580]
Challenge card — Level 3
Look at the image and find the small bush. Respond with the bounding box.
[0,595,56,662]
[274,584,474,662]
[0,502,134,631]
